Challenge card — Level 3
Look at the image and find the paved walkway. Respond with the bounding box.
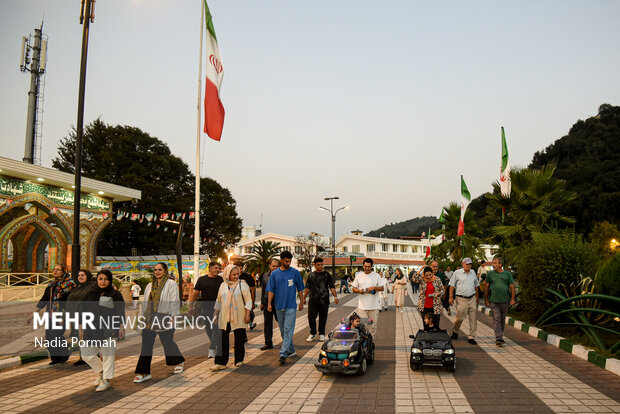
[0,291,618,413]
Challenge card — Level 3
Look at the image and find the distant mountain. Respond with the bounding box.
[366,216,440,238]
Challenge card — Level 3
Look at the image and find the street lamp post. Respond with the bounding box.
[71,0,95,280]
[319,197,349,282]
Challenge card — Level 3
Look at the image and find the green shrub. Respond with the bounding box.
[133,277,152,293]
[516,232,600,319]
[112,278,122,290]
[595,252,620,297]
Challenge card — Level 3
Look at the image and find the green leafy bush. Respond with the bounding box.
[595,252,620,297]
[133,277,152,293]
[516,232,600,319]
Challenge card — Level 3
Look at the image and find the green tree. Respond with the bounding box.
[433,202,485,263]
[244,240,281,275]
[53,119,242,256]
[530,104,620,234]
[589,221,620,260]
[486,165,577,262]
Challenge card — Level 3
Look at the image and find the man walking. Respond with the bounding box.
[303,257,339,341]
[485,257,516,346]
[448,257,480,345]
[259,259,279,350]
[267,251,305,365]
[189,262,223,358]
[350,258,385,336]
[430,260,451,316]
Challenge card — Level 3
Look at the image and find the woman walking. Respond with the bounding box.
[65,269,94,366]
[28,263,75,365]
[82,270,125,391]
[391,268,408,313]
[210,264,252,371]
[411,266,445,331]
[379,271,390,311]
[134,262,185,383]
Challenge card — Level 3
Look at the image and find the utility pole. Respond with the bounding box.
[20,23,47,164]
[71,0,95,279]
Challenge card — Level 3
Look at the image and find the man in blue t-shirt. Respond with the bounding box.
[267,251,305,365]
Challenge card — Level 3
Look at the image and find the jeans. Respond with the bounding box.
[203,307,219,352]
[308,303,329,336]
[490,302,509,340]
[340,279,349,293]
[275,308,296,357]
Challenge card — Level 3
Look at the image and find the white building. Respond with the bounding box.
[233,232,328,269]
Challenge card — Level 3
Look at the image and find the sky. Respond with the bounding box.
[1,0,620,240]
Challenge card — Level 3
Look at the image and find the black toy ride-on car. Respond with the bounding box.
[409,329,456,372]
[315,318,375,375]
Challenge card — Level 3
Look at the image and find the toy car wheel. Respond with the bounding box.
[358,357,367,375]
[367,345,375,365]
[410,362,421,371]
[447,356,456,373]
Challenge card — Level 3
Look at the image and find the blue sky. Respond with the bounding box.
[1,0,619,238]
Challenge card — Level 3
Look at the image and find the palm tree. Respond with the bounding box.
[434,202,485,263]
[243,240,281,275]
[486,164,576,261]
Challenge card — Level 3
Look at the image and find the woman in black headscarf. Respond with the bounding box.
[82,270,125,392]
[65,269,94,366]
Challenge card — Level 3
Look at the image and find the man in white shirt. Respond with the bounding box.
[448,257,480,344]
[350,258,386,336]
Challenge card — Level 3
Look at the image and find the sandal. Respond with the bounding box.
[173,363,184,374]
[133,374,151,383]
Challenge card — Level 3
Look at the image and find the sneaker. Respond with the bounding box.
[73,359,87,366]
[94,371,103,386]
[278,356,286,365]
[260,344,273,351]
[450,332,458,340]
[496,340,503,347]
[133,374,151,383]
[235,361,244,367]
[306,334,316,342]
[498,339,505,343]
[208,349,215,359]
[468,338,478,345]
[95,379,111,392]
[210,364,226,371]
[287,351,297,358]
[319,335,325,341]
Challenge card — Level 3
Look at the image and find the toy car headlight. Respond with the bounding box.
[349,350,358,357]
[320,350,327,356]
[443,349,455,355]
[412,348,423,354]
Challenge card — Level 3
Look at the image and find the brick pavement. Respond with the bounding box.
[0,290,619,413]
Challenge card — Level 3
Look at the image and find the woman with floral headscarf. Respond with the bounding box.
[210,264,252,371]
[133,262,185,383]
[28,263,76,365]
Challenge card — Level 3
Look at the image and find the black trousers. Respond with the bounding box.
[263,308,277,347]
[308,302,329,336]
[135,329,185,375]
[421,308,441,331]
[215,323,245,366]
[46,327,70,362]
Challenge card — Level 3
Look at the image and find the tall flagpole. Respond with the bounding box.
[194,0,205,281]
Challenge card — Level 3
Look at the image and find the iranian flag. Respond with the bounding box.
[457,175,471,237]
[500,126,511,197]
[203,0,225,141]
[425,227,431,258]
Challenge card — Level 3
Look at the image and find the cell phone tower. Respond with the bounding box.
[20,22,48,165]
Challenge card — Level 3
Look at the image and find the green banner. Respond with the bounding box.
[0,176,110,211]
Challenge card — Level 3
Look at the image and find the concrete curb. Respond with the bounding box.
[0,330,140,371]
[478,305,619,377]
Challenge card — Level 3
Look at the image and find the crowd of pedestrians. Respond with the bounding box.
[29,251,513,391]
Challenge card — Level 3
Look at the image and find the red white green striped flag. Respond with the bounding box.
[203,0,225,141]
[457,175,471,237]
[500,126,511,197]
[425,226,431,258]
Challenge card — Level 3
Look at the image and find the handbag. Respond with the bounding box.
[239,286,255,323]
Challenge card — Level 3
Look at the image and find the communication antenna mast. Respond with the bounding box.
[20,22,48,165]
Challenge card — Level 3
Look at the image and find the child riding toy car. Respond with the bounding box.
[315,313,375,375]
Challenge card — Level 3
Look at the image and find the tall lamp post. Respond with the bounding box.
[319,197,349,281]
[71,0,95,280]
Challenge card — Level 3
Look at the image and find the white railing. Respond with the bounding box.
[0,273,53,287]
